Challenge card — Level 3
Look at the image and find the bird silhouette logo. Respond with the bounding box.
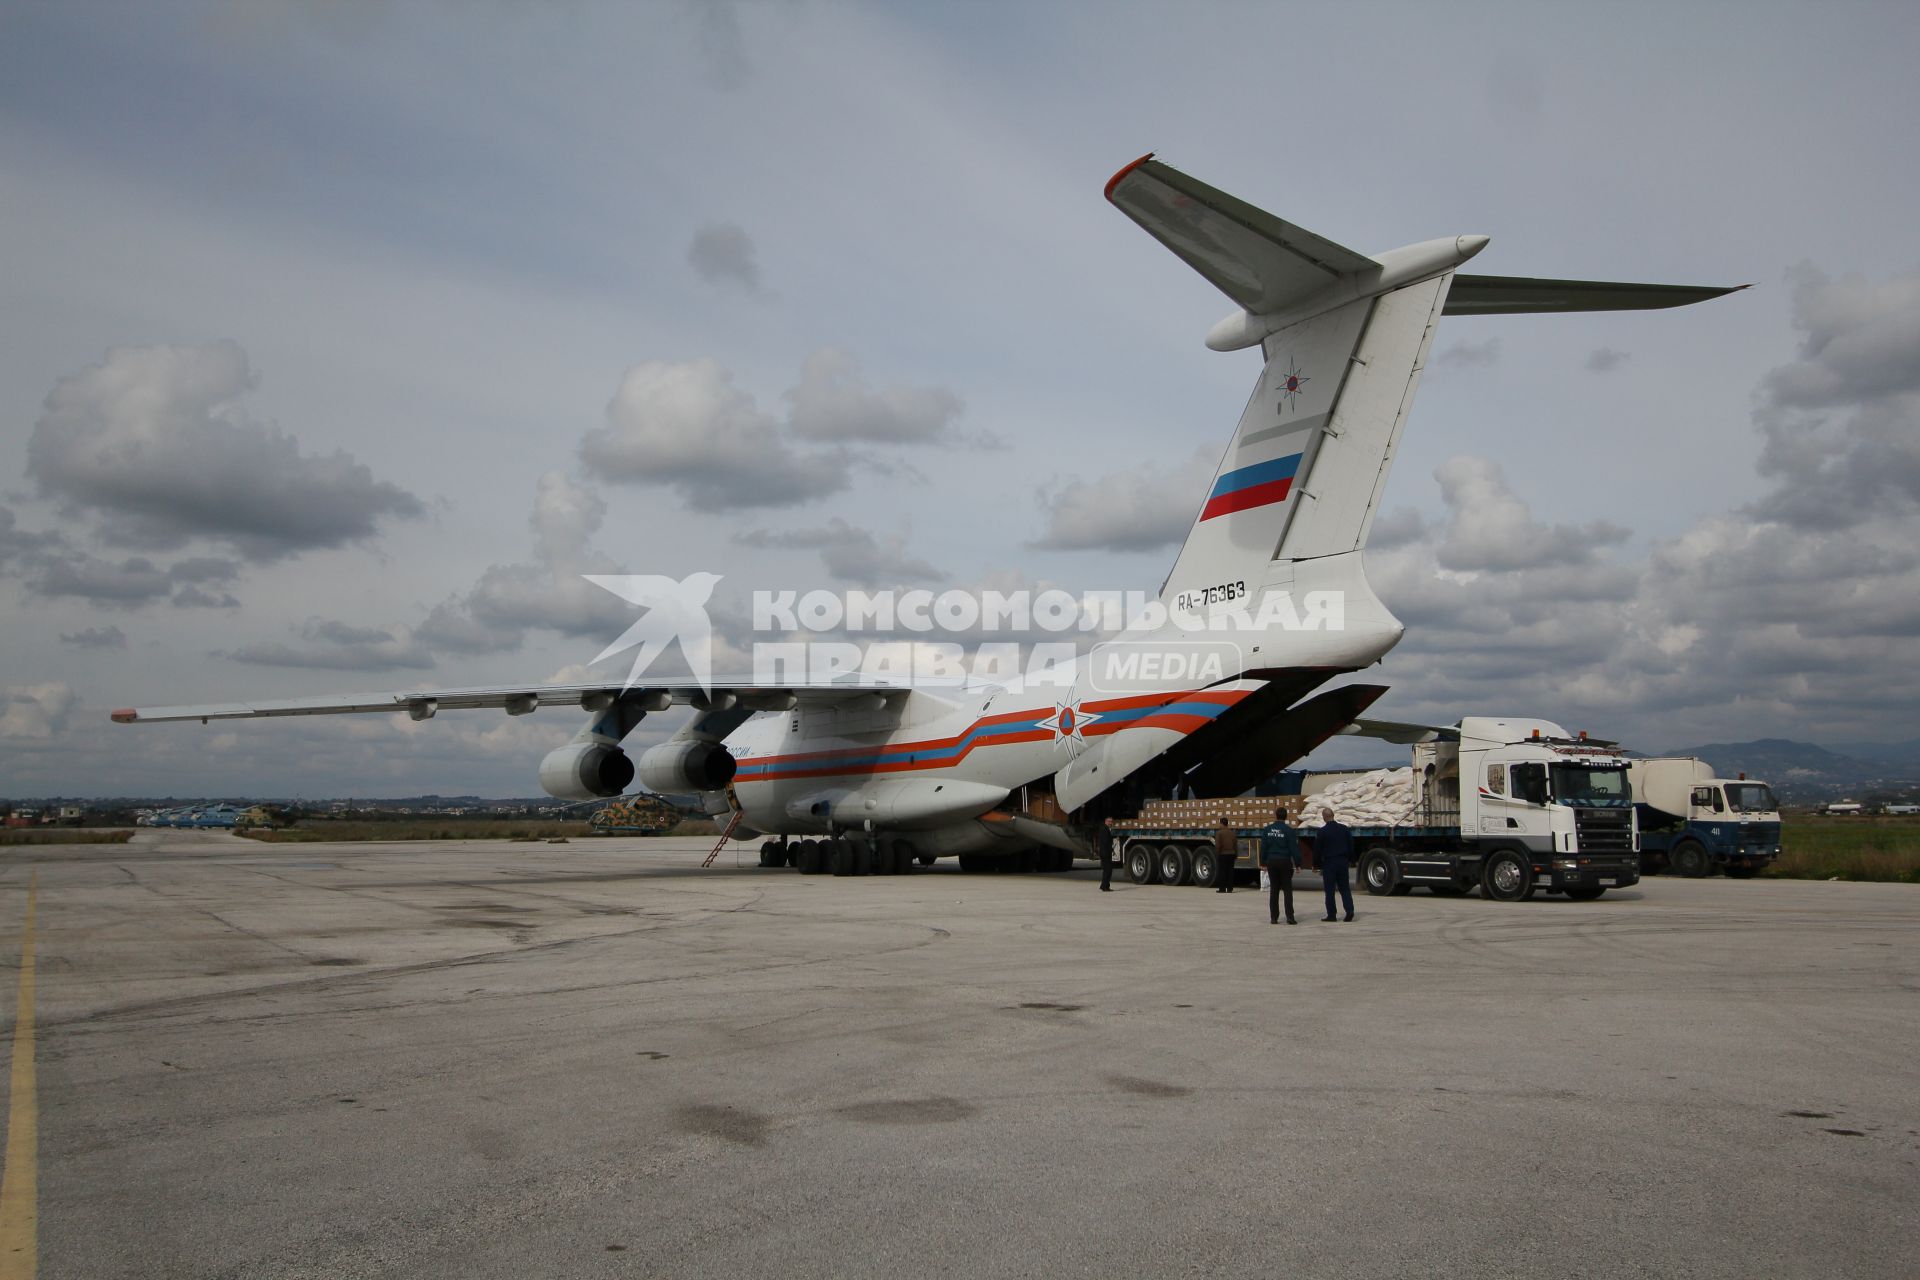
[584,572,723,693]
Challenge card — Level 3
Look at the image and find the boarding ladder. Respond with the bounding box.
[702,806,744,868]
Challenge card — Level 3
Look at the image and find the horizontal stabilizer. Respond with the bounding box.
[1444,274,1748,316]
[1105,154,1378,314]
[1337,717,1458,744]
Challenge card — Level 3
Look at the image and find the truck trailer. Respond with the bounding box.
[1627,758,1781,877]
[1108,717,1640,902]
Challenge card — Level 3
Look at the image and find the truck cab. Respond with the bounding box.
[1628,758,1782,877]
[1442,717,1640,897]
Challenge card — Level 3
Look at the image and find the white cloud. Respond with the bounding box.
[1430,337,1501,371]
[60,625,128,649]
[1433,456,1628,572]
[225,619,436,672]
[580,358,848,508]
[0,682,77,741]
[785,348,965,444]
[26,342,423,561]
[1748,265,1920,530]
[734,517,942,584]
[1031,446,1215,553]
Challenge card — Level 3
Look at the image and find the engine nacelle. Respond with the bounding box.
[538,742,636,801]
[636,740,737,793]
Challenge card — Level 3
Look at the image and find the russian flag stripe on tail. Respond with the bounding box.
[1200,453,1301,521]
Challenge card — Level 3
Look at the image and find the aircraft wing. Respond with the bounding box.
[1444,274,1748,315]
[111,677,935,725]
[1105,153,1378,314]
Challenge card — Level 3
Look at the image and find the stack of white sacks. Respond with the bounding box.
[1298,767,1418,828]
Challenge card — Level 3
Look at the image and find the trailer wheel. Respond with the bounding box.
[1481,851,1531,902]
[1156,844,1192,886]
[1563,885,1605,901]
[1361,848,1399,896]
[1671,840,1711,879]
[1189,846,1221,888]
[1125,842,1153,884]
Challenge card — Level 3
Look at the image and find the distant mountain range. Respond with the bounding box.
[1656,738,1920,802]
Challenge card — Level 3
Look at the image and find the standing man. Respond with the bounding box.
[1315,806,1356,922]
[1260,806,1301,924]
[1214,816,1240,892]
[1098,820,1117,892]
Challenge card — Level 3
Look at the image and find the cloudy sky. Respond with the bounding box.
[4,0,1918,797]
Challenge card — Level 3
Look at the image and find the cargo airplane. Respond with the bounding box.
[114,156,1742,874]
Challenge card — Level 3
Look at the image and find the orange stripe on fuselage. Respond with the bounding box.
[737,688,1248,780]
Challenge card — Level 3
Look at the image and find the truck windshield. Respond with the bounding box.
[1724,783,1778,813]
[1549,764,1631,805]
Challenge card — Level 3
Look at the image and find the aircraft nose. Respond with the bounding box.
[1455,234,1491,261]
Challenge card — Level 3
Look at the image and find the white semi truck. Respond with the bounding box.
[1627,757,1781,877]
[1110,716,1641,901]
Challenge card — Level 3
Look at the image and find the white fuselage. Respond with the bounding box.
[720,554,1404,852]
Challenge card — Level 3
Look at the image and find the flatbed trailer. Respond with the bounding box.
[1108,716,1645,902]
[1106,819,1638,901]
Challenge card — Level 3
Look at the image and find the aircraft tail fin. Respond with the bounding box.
[1104,154,1742,612]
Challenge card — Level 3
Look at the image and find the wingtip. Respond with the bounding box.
[1104,152,1156,201]
[111,708,138,724]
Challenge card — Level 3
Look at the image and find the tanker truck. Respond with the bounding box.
[1626,757,1781,877]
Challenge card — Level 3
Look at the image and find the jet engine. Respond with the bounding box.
[538,742,636,801]
[635,740,737,793]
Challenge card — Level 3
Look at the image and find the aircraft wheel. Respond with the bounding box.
[892,840,916,874]
[828,838,854,876]
[796,840,824,875]
[758,841,780,868]
[917,853,936,867]
[1125,842,1153,885]
[853,836,877,876]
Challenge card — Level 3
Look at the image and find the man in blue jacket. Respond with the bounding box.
[1314,806,1356,922]
[1259,806,1301,925]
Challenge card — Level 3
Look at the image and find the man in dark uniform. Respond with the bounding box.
[1259,806,1301,924]
[1097,821,1117,892]
[1213,817,1239,892]
[1315,806,1356,922]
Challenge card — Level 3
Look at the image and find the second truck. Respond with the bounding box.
[1627,758,1781,877]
